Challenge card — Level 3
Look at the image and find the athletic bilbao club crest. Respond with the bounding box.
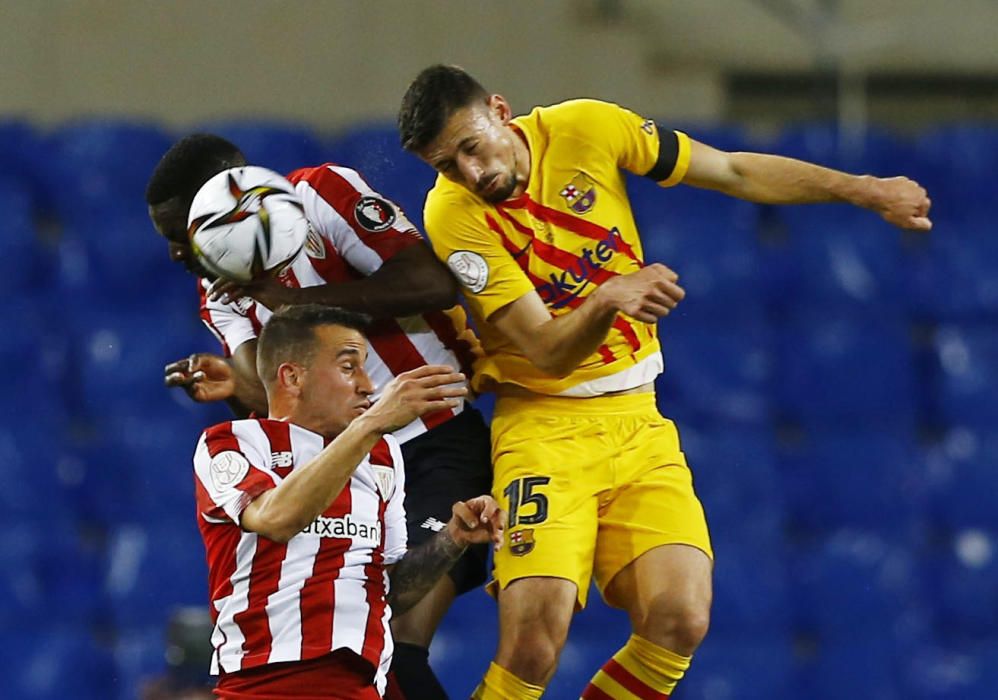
[509,529,535,556]
[371,465,395,500]
[304,225,326,260]
[559,173,597,215]
[354,196,397,232]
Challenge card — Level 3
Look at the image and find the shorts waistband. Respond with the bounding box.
[494,390,658,417]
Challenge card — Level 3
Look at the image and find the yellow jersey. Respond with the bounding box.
[424,99,690,395]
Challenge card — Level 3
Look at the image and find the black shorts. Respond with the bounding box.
[400,406,493,595]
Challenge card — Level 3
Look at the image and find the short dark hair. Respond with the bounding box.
[145,133,246,208]
[256,304,371,385]
[398,64,489,152]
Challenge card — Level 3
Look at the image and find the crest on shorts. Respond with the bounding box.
[371,465,395,500]
[355,196,397,232]
[509,528,535,556]
[559,172,597,215]
[304,225,326,260]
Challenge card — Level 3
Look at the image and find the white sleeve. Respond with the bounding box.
[382,435,408,565]
[296,165,422,277]
[199,280,260,357]
[193,422,277,525]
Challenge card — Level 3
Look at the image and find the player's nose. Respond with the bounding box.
[456,154,483,186]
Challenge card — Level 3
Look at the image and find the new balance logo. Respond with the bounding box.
[420,517,447,532]
[271,451,293,468]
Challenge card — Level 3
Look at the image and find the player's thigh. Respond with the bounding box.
[401,407,494,595]
[490,404,608,609]
[495,576,578,673]
[593,415,713,608]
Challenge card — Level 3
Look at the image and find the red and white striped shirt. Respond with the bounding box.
[199,163,478,444]
[194,418,406,694]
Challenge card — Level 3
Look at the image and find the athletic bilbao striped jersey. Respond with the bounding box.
[199,163,478,443]
[194,418,406,693]
[424,99,691,396]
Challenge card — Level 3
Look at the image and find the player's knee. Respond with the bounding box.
[498,634,563,686]
[637,599,711,655]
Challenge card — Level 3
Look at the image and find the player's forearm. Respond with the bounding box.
[387,524,466,615]
[526,294,619,377]
[721,152,873,207]
[231,343,270,415]
[243,415,385,542]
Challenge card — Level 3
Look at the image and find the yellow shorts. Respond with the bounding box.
[489,392,712,609]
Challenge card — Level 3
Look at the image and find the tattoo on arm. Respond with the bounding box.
[387,527,466,615]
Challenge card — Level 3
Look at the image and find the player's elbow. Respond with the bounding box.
[242,502,305,543]
[420,270,460,310]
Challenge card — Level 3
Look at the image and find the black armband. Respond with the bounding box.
[644,125,681,182]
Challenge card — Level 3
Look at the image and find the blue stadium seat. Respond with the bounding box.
[904,641,998,700]
[0,179,51,296]
[915,125,998,221]
[778,429,926,533]
[775,311,916,429]
[112,624,175,700]
[657,317,774,427]
[630,174,760,239]
[46,120,173,221]
[925,528,998,642]
[105,522,208,629]
[774,206,906,312]
[708,537,792,637]
[195,120,326,177]
[433,587,498,697]
[906,215,998,321]
[796,636,907,700]
[925,429,998,531]
[0,625,116,700]
[772,122,917,177]
[790,529,929,643]
[674,634,796,700]
[932,324,998,429]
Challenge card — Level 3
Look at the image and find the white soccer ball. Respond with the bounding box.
[187,166,308,283]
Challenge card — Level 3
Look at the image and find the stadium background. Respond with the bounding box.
[3,1,997,698]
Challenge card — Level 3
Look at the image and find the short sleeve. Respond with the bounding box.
[569,100,691,187]
[291,164,423,276]
[194,423,277,526]
[198,279,260,357]
[382,436,407,565]
[424,186,536,320]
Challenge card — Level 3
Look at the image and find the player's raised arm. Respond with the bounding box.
[490,263,685,378]
[681,139,932,231]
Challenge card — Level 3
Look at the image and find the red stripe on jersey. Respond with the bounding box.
[603,659,671,699]
[485,213,617,364]
[199,281,232,357]
[367,319,454,429]
[423,309,477,377]
[288,165,421,263]
[360,496,389,669]
[248,303,263,339]
[580,684,616,700]
[369,439,395,468]
[257,420,293,480]
[232,538,287,665]
[195,478,240,619]
[504,196,641,264]
[297,475,353,658]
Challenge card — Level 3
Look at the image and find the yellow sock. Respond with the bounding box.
[581,634,691,699]
[472,662,545,700]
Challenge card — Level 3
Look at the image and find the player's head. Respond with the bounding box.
[145,134,247,276]
[257,304,375,437]
[399,64,523,204]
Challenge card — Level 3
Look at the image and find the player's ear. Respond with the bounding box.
[488,94,512,125]
[277,362,304,393]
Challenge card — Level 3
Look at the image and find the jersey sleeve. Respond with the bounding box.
[198,279,260,357]
[292,164,423,276]
[424,187,536,320]
[194,422,277,526]
[570,99,691,187]
[382,436,407,565]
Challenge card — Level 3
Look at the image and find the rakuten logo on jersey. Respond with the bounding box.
[537,228,624,309]
[302,514,382,543]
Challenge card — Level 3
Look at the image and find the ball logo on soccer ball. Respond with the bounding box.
[187,166,309,283]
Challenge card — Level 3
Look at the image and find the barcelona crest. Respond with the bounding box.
[509,529,535,557]
[559,172,597,215]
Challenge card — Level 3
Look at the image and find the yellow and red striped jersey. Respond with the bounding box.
[424,99,690,395]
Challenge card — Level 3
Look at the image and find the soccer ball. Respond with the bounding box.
[187,166,308,283]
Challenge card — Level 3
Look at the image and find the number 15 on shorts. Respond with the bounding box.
[503,476,551,527]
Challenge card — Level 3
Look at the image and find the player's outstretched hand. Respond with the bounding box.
[594,263,686,323]
[868,175,933,231]
[363,365,467,433]
[448,495,506,550]
[164,353,236,403]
